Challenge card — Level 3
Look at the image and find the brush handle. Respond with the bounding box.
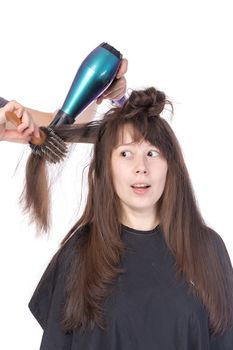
[5,111,46,145]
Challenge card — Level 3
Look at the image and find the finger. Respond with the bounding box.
[103,77,126,96]
[21,123,35,137]
[17,110,40,138]
[17,122,29,133]
[17,111,33,132]
[96,96,104,105]
[3,129,30,143]
[32,125,40,138]
[17,117,33,134]
[20,110,31,124]
[25,120,40,138]
[104,89,125,100]
[0,113,6,124]
[110,92,126,102]
[103,78,126,99]
[14,106,24,118]
[8,100,24,115]
[116,58,128,79]
[10,100,23,108]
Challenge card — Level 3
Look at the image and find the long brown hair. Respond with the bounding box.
[23,87,233,336]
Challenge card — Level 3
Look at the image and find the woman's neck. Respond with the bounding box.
[121,211,159,231]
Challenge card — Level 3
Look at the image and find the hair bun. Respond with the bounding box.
[127,87,166,116]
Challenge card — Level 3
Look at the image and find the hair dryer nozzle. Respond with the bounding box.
[100,42,122,59]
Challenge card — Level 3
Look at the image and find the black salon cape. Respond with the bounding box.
[29,225,233,350]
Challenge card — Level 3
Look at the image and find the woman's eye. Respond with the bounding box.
[148,150,159,157]
[120,151,131,157]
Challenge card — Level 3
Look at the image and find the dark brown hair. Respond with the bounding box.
[23,87,233,336]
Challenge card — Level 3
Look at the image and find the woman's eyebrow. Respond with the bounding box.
[115,142,135,149]
[115,143,160,150]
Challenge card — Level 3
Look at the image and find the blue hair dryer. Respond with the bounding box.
[50,42,126,127]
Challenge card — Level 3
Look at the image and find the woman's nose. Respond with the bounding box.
[135,157,148,174]
[136,169,147,174]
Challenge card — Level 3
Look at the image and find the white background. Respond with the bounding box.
[0,0,232,348]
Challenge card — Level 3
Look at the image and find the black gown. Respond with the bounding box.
[29,225,233,350]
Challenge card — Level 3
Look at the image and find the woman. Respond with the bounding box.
[25,87,233,349]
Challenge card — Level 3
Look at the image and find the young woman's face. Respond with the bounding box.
[111,125,168,220]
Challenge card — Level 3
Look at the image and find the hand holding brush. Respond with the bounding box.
[0,100,40,144]
[4,110,68,163]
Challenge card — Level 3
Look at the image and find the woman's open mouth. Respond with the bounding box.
[131,184,151,194]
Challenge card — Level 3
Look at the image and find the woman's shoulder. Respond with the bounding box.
[57,224,89,265]
[204,225,233,274]
[33,224,89,294]
[61,224,89,250]
[205,226,230,255]
[28,225,90,329]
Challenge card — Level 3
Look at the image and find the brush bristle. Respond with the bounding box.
[30,127,68,163]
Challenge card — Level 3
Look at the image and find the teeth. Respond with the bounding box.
[132,184,149,188]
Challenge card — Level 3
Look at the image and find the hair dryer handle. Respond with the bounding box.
[111,95,126,107]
